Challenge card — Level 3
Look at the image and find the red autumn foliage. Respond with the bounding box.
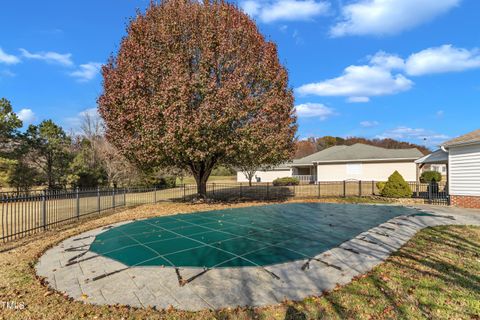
[98,0,297,197]
[294,140,317,159]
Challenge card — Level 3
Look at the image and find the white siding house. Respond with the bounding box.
[442,129,480,208]
[236,143,423,183]
[316,161,417,182]
[448,144,480,196]
[236,168,292,183]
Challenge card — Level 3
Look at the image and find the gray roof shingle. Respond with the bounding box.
[291,143,423,165]
[442,129,480,147]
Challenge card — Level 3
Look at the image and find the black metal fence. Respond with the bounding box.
[0,181,448,243]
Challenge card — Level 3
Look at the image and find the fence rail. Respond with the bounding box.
[292,175,317,183]
[0,181,448,243]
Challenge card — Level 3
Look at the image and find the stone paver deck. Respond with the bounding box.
[36,204,480,311]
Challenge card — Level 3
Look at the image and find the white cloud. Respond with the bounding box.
[79,108,99,118]
[296,44,480,102]
[331,0,460,37]
[0,69,16,78]
[241,0,261,16]
[377,126,449,146]
[241,0,330,23]
[369,51,405,70]
[405,44,480,76]
[296,65,413,100]
[64,108,102,132]
[295,103,335,119]
[0,48,20,65]
[360,120,379,127]
[436,110,445,118]
[348,96,370,103]
[19,48,73,66]
[17,109,36,125]
[69,62,102,82]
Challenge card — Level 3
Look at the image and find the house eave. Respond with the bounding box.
[443,140,480,149]
[313,157,419,164]
[287,163,313,167]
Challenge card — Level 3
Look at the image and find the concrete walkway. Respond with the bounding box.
[36,205,480,311]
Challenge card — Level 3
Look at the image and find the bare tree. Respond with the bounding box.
[79,110,104,167]
[96,139,139,187]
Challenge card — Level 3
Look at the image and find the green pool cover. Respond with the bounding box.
[89,203,420,268]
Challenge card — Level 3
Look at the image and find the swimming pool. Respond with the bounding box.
[89,203,420,268]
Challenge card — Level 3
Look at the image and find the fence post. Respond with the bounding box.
[76,187,80,219]
[416,182,419,198]
[112,187,116,209]
[343,181,346,198]
[240,183,242,197]
[183,184,186,202]
[372,180,375,195]
[359,181,362,197]
[212,183,215,197]
[97,187,100,213]
[266,182,270,199]
[428,182,432,202]
[318,182,321,198]
[153,186,157,203]
[42,190,47,230]
[123,188,127,206]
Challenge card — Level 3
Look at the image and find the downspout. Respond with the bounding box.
[441,145,449,197]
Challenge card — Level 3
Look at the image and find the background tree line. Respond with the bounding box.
[1,98,223,192]
[294,136,430,159]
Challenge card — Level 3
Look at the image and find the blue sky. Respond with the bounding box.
[1,0,479,148]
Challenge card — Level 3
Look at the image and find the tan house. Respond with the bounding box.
[442,129,480,209]
[237,143,423,183]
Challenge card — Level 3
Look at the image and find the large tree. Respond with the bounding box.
[26,120,72,189]
[0,98,22,156]
[98,0,296,197]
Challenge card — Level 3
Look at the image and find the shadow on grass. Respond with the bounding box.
[284,305,307,320]
[233,225,480,319]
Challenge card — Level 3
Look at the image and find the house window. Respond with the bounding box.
[346,163,362,175]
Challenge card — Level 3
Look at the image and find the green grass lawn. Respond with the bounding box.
[261,225,480,320]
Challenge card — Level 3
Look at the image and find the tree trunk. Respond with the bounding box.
[190,159,216,199]
[195,175,208,197]
[47,157,54,190]
[243,170,255,187]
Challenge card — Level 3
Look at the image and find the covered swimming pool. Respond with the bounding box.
[89,203,422,268]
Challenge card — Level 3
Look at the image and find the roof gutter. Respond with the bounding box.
[313,157,420,164]
[442,140,480,149]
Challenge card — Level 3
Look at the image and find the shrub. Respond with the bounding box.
[211,165,236,176]
[420,170,442,183]
[272,177,299,186]
[156,176,177,188]
[381,171,412,198]
[376,181,386,193]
